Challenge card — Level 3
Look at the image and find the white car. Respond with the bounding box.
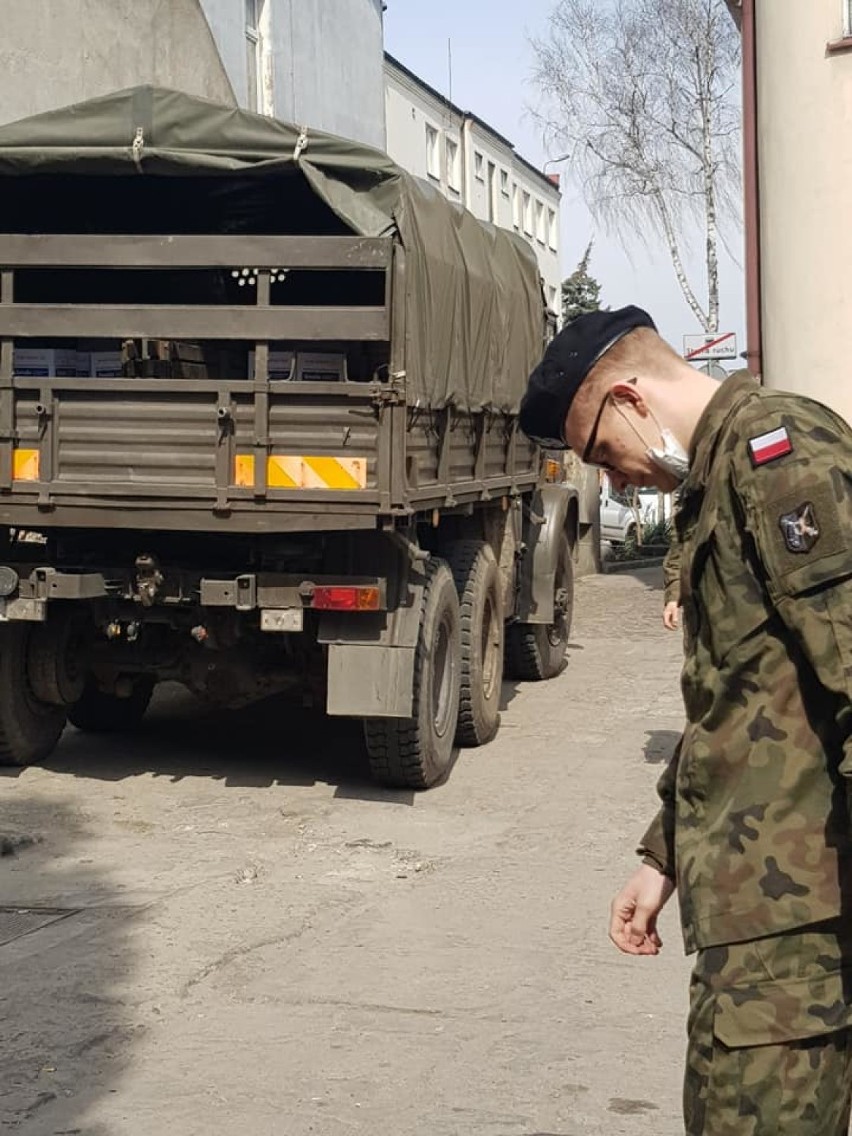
[599,475,671,544]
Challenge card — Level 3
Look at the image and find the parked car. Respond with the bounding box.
[599,475,671,544]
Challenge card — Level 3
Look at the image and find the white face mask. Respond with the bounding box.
[648,424,690,482]
[615,403,690,483]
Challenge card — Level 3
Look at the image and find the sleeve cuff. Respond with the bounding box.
[637,849,676,880]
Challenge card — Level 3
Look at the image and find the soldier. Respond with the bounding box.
[519,306,852,1135]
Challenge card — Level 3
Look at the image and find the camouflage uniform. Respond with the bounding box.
[637,372,852,1133]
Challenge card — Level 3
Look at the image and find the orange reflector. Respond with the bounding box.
[234,454,256,488]
[13,449,40,481]
[544,458,562,483]
[311,585,381,612]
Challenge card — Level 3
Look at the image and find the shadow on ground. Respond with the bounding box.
[643,729,682,765]
[615,565,666,591]
[0,800,132,1135]
[22,687,415,805]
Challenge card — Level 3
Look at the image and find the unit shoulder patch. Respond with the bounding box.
[778,501,820,554]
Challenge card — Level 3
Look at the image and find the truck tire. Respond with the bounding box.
[0,624,67,766]
[363,558,461,789]
[505,531,574,681]
[68,677,155,734]
[445,541,503,747]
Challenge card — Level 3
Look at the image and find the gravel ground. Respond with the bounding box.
[1,565,691,1136]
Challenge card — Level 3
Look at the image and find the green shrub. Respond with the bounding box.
[641,518,673,547]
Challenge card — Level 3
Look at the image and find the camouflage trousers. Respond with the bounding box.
[685,921,852,1135]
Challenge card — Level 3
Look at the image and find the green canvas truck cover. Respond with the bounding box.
[0,86,545,415]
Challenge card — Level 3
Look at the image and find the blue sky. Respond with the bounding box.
[384,0,746,361]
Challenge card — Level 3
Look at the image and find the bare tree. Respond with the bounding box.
[531,0,741,332]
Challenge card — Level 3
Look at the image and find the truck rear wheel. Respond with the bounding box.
[68,676,155,734]
[446,541,503,747]
[0,624,67,767]
[505,531,574,681]
[363,558,461,789]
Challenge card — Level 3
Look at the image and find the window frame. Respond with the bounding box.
[534,199,546,245]
[512,184,521,230]
[245,0,261,113]
[474,151,485,181]
[846,0,852,34]
[445,136,461,193]
[547,208,558,252]
[245,0,274,116]
[425,124,441,182]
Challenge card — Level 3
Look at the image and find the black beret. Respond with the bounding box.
[519,305,656,448]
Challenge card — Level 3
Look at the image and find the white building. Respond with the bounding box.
[200,0,386,148]
[384,54,562,317]
[0,1,386,150]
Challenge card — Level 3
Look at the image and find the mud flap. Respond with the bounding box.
[318,565,427,718]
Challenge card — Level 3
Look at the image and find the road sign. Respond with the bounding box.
[683,331,737,361]
[697,362,729,382]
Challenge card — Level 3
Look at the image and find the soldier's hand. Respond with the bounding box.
[609,864,675,956]
[663,601,680,630]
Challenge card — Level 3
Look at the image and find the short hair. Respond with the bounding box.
[572,327,683,418]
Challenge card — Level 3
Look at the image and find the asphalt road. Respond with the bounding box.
[1,565,691,1136]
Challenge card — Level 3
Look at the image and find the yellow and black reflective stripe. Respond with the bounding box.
[234,455,367,490]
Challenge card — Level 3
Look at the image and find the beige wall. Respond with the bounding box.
[756,0,852,423]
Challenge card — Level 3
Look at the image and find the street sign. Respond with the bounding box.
[697,362,729,382]
[683,331,737,361]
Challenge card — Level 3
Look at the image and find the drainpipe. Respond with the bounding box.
[741,0,763,379]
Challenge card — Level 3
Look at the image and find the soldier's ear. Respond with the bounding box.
[610,380,649,417]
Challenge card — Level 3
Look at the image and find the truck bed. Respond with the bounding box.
[0,234,540,534]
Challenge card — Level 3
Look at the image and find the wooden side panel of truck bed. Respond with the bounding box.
[0,234,541,533]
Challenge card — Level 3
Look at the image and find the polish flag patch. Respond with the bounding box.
[748,426,793,467]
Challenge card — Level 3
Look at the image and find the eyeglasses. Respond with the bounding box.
[581,392,615,470]
[525,389,619,468]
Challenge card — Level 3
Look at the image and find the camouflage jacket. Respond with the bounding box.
[638,372,852,953]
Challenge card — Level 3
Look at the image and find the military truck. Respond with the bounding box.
[0,87,578,789]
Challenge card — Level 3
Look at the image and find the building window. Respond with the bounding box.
[474,151,484,180]
[535,200,546,244]
[547,208,558,251]
[487,162,497,222]
[846,0,852,34]
[548,286,558,312]
[425,124,441,180]
[245,0,261,112]
[500,169,510,197]
[446,137,461,192]
[512,185,521,230]
[245,0,273,115]
[522,191,532,235]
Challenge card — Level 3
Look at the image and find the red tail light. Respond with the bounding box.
[311,586,381,611]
